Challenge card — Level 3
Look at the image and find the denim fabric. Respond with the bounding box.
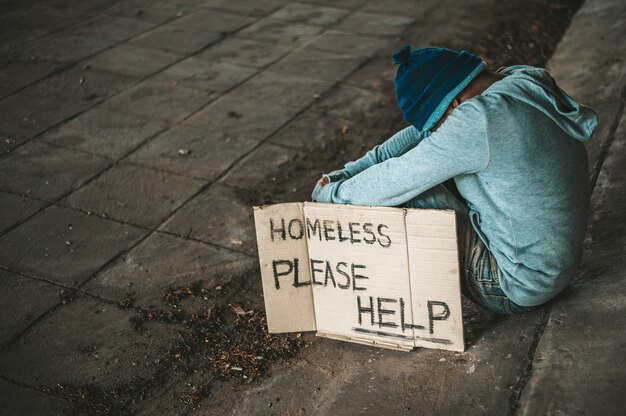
[403,184,535,314]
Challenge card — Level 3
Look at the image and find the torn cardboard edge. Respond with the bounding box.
[253,202,464,352]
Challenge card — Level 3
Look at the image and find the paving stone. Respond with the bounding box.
[43,107,170,159]
[100,80,213,123]
[0,379,67,416]
[304,29,391,57]
[0,294,174,387]
[4,5,84,31]
[1,134,29,154]
[169,9,256,33]
[185,93,298,141]
[19,33,114,63]
[69,14,158,42]
[298,0,368,10]
[220,142,299,191]
[153,57,256,93]
[104,1,183,24]
[26,65,136,104]
[310,84,389,120]
[0,191,46,234]
[0,270,60,347]
[237,18,323,47]
[267,48,365,83]
[227,71,333,111]
[362,0,440,17]
[268,3,350,26]
[85,44,183,78]
[0,142,111,201]
[160,183,260,254]
[334,11,414,36]
[129,24,223,54]
[0,205,146,286]
[208,0,284,17]
[127,124,258,180]
[84,231,254,307]
[196,37,292,68]
[344,57,397,93]
[0,56,64,98]
[64,164,206,228]
[269,111,354,149]
[0,23,48,51]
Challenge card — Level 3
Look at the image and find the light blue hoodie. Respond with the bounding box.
[312,66,598,307]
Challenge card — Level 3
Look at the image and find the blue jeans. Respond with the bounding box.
[403,182,536,315]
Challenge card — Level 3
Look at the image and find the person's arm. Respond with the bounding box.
[343,126,431,177]
[312,102,489,206]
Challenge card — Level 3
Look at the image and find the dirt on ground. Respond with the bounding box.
[47,1,584,414]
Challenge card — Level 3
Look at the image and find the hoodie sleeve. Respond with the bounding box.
[342,126,430,177]
[312,101,490,206]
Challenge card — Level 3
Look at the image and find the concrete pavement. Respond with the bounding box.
[0,0,624,415]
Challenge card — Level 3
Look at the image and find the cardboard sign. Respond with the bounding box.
[253,202,464,352]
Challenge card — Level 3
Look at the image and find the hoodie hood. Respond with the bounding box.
[487,65,598,142]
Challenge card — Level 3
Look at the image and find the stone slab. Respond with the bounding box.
[2,4,84,31]
[345,57,396,93]
[104,1,182,24]
[208,0,284,17]
[0,56,62,99]
[0,23,48,51]
[196,37,292,68]
[334,11,414,36]
[63,163,206,228]
[26,65,137,105]
[226,70,333,111]
[0,294,175,387]
[85,44,183,78]
[1,134,30,154]
[127,124,258,181]
[268,3,350,27]
[69,14,158,42]
[362,0,440,17]
[0,205,146,286]
[237,18,323,47]
[269,111,354,149]
[169,9,255,33]
[0,89,94,138]
[83,231,255,307]
[219,142,299,192]
[268,48,365,83]
[295,0,367,10]
[159,183,259,255]
[304,29,392,57]
[19,33,114,63]
[310,84,388,120]
[0,379,67,416]
[43,107,170,159]
[0,270,61,347]
[153,57,256,93]
[0,191,46,234]
[129,24,223,54]
[185,93,298,141]
[0,142,111,201]
[99,80,213,123]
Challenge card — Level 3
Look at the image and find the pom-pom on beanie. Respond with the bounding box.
[392,45,486,132]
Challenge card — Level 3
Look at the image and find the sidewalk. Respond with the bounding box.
[0,0,624,415]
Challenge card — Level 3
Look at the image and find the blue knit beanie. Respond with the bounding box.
[392,45,486,132]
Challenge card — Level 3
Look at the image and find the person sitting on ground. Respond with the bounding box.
[311,45,597,314]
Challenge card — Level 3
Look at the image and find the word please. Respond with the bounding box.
[272,258,369,291]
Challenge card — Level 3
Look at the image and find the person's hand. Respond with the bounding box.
[318,175,330,187]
